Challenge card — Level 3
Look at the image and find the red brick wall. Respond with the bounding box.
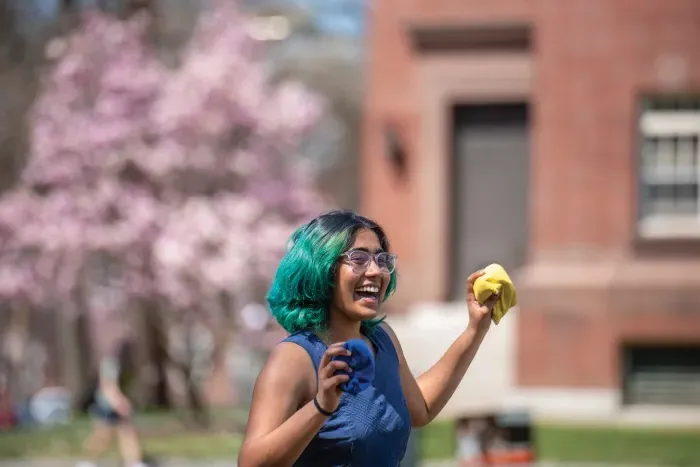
[532,0,700,255]
[518,304,700,388]
[362,0,700,388]
[363,0,700,262]
[361,0,535,309]
[517,272,700,387]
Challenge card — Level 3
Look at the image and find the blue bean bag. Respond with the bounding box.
[332,339,375,395]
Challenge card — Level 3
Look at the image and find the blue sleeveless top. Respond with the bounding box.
[282,326,412,467]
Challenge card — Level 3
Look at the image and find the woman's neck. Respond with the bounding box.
[322,310,363,344]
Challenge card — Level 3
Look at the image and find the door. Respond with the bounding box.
[450,104,530,300]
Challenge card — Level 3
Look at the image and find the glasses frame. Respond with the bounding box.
[339,249,397,274]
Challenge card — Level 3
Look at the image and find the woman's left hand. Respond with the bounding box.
[466,270,500,335]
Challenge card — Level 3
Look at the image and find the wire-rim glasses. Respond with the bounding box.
[340,249,397,274]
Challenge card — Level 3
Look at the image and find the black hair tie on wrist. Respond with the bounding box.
[313,396,335,417]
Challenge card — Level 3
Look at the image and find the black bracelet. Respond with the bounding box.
[313,396,335,417]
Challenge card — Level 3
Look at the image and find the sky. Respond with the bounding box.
[288,0,366,37]
[23,0,367,38]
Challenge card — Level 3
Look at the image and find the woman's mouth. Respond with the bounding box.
[354,285,380,306]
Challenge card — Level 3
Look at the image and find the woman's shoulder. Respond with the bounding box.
[269,338,318,372]
[255,340,317,395]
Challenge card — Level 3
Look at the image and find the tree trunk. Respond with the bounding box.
[72,288,98,412]
[0,0,33,193]
[183,367,209,428]
[137,256,171,410]
[143,304,171,409]
[181,322,210,428]
[5,301,30,403]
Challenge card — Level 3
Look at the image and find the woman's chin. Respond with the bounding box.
[335,298,382,323]
[352,300,381,320]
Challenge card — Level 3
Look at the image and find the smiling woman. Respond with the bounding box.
[239,210,501,467]
[266,210,397,335]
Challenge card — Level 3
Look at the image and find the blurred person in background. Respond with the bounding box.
[238,210,499,467]
[77,339,146,467]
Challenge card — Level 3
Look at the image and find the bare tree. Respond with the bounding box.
[0,0,35,192]
[272,37,364,210]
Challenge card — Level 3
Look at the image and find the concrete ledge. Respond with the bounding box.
[508,388,700,427]
[505,387,620,418]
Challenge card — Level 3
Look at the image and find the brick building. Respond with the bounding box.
[361,0,700,415]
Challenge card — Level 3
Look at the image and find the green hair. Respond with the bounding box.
[266,210,397,335]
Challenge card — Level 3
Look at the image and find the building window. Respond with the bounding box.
[638,97,700,239]
[622,344,700,406]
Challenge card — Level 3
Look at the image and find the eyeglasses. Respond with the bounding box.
[340,249,397,274]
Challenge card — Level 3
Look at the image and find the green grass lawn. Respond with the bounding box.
[2,413,700,465]
[418,420,700,466]
[536,423,700,466]
[0,410,243,460]
[0,423,240,460]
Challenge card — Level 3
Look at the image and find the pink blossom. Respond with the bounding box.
[0,0,328,322]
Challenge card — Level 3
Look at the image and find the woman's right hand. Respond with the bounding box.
[315,342,352,414]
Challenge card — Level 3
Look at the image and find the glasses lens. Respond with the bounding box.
[346,251,396,273]
[348,250,371,269]
[377,253,396,272]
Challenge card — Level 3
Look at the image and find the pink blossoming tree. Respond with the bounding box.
[0,0,327,418]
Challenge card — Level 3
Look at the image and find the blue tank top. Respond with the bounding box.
[282,326,412,467]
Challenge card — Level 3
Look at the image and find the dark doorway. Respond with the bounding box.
[450,103,530,300]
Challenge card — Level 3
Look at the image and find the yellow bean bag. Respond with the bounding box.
[473,263,517,325]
